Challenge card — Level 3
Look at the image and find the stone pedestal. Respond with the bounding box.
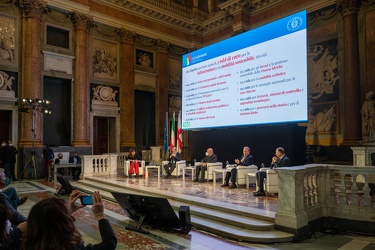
[150,146,161,165]
[351,146,375,166]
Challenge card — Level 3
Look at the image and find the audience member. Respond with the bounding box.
[54,153,63,165]
[0,141,18,181]
[69,151,81,164]
[21,190,117,250]
[164,147,181,178]
[0,142,5,169]
[53,153,65,178]
[253,147,291,196]
[221,146,253,189]
[43,145,54,180]
[69,151,81,180]
[0,204,27,250]
[126,149,141,178]
[194,148,217,182]
[0,168,27,225]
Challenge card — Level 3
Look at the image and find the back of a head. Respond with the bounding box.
[22,197,82,250]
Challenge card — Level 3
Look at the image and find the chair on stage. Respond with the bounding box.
[236,164,258,185]
[161,160,186,177]
[258,168,279,194]
[195,162,223,181]
[125,160,146,177]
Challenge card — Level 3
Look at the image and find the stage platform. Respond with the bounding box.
[12,174,375,250]
[72,172,291,243]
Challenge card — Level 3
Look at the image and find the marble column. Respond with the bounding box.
[119,28,136,148]
[156,39,170,147]
[338,0,361,145]
[70,12,92,147]
[17,0,47,148]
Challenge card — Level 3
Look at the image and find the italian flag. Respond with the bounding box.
[170,112,175,151]
[177,111,183,153]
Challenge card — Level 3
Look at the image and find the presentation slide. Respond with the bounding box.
[181,10,307,130]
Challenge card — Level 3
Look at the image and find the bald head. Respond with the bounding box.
[207,148,213,156]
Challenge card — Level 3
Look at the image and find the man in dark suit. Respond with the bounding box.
[164,147,181,178]
[221,146,253,189]
[0,140,18,181]
[69,151,82,179]
[253,147,291,196]
[0,168,27,225]
[194,148,217,182]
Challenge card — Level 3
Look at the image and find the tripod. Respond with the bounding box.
[19,109,41,181]
[19,150,39,180]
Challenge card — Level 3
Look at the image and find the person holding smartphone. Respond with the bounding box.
[22,190,117,250]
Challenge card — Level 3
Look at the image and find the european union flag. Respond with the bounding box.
[163,112,168,154]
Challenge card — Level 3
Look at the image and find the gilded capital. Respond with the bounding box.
[157,39,170,53]
[337,0,360,17]
[16,0,48,19]
[118,28,136,45]
[70,12,93,31]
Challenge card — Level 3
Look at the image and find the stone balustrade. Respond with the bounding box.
[81,154,122,177]
[275,164,375,238]
[80,155,375,238]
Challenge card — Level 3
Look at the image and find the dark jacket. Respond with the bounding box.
[167,152,181,165]
[237,154,253,166]
[126,154,141,161]
[76,219,117,250]
[0,191,26,225]
[43,147,54,161]
[0,146,18,164]
[69,156,81,164]
[200,154,217,163]
[270,155,291,169]
[0,227,23,250]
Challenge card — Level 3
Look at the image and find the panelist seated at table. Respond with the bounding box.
[54,153,63,165]
[69,151,81,180]
[164,147,181,178]
[194,148,217,182]
[126,149,141,178]
[253,147,291,196]
[221,146,253,189]
[54,153,65,175]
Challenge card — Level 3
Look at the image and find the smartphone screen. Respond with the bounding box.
[80,195,93,205]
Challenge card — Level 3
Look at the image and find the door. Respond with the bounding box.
[0,110,11,142]
[93,117,108,155]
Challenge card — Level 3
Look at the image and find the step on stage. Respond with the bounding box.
[72,172,291,243]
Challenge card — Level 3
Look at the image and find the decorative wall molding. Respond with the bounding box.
[42,50,75,75]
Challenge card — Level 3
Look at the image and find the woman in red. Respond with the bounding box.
[126,149,141,178]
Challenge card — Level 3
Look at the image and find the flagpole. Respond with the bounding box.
[170,112,175,152]
[163,112,169,159]
[177,110,183,153]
